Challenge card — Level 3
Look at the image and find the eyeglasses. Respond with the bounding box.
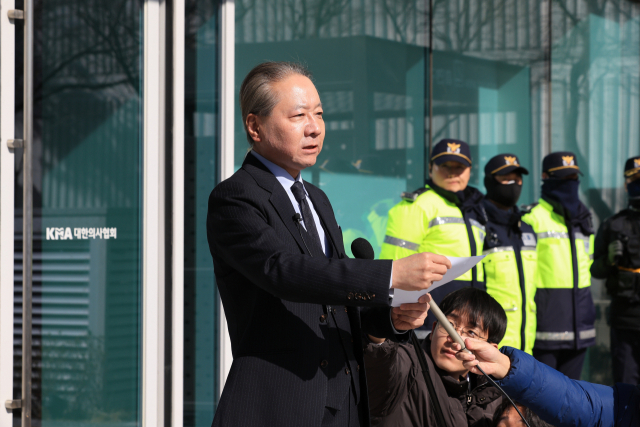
[436,320,487,341]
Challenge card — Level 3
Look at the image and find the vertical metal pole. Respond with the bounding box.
[22,0,33,425]
[427,0,434,157]
[546,0,552,155]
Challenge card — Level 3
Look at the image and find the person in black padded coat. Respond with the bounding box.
[364,288,507,427]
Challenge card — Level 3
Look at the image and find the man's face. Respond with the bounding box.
[247,74,324,178]
[430,311,494,379]
[495,405,527,427]
[429,161,471,192]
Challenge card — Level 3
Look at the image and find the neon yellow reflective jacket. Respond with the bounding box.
[521,198,596,351]
[482,200,538,354]
[380,184,485,283]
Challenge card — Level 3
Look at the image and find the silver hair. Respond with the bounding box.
[239,61,313,145]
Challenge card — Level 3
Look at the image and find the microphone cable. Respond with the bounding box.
[429,299,531,427]
[350,237,530,426]
[473,363,531,427]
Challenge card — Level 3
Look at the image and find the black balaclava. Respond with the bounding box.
[541,177,581,217]
[629,179,640,208]
[484,175,522,208]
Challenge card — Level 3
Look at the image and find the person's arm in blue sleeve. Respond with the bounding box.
[496,347,613,427]
[454,338,640,427]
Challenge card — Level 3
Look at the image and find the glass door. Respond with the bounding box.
[5,0,145,425]
[1,1,18,426]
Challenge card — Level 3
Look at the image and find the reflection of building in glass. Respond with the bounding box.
[13,0,143,423]
[6,1,639,426]
[230,0,640,389]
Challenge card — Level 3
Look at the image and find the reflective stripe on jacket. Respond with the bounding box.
[380,185,485,282]
[483,200,537,354]
[522,198,596,350]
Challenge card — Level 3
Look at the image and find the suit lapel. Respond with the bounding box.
[306,184,344,258]
[242,153,308,254]
[269,187,310,254]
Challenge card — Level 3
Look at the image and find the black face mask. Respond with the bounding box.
[484,175,522,208]
[629,179,640,198]
[629,179,640,208]
[541,177,583,217]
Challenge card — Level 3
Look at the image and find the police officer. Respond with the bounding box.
[591,155,640,384]
[380,139,487,331]
[522,152,596,380]
[482,154,538,355]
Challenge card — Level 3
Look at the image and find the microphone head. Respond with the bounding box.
[351,238,374,260]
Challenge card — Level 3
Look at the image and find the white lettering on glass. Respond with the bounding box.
[45,227,118,240]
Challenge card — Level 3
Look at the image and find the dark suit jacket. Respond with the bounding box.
[207,153,402,427]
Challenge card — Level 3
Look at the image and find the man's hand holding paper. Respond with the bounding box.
[391,252,452,291]
[390,293,432,331]
[391,255,485,307]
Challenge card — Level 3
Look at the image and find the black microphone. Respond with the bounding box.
[351,237,374,260]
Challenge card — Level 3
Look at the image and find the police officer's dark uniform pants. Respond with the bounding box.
[321,386,362,426]
[611,328,640,384]
[533,348,587,380]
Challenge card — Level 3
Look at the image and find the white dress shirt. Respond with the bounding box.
[250,150,331,257]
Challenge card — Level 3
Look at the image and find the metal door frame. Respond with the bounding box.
[1,0,37,424]
[218,0,235,397]
[0,0,17,425]
[0,1,191,425]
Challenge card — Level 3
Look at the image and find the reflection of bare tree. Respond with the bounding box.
[14,0,143,422]
[281,0,350,38]
[235,0,255,25]
[552,0,640,219]
[17,0,142,109]
[235,0,350,40]
[380,0,427,44]
[236,0,429,43]
[432,0,506,53]
[187,0,219,49]
[15,0,142,187]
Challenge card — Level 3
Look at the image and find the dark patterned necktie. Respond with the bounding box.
[290,181,324,255]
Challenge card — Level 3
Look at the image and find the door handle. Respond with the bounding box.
[5,400,22,410]
[7,9,24,20]
[7,139,24,149]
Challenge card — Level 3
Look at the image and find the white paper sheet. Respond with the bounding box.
[390,255,485,307]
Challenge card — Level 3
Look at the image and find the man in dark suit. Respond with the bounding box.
[207,62,450,427]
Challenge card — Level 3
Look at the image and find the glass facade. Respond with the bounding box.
[2,0,639,424]
[432,0,548,204]
[235,0,430,258]
[550,1,640,383]
[13,0,144,424]
[184,0,219,425]
[233,0,640,385]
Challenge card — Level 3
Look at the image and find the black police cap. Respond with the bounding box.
[484,153,529,176]
[542,151,583,177]
[430,139,471,167]
[624,156,640,178]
